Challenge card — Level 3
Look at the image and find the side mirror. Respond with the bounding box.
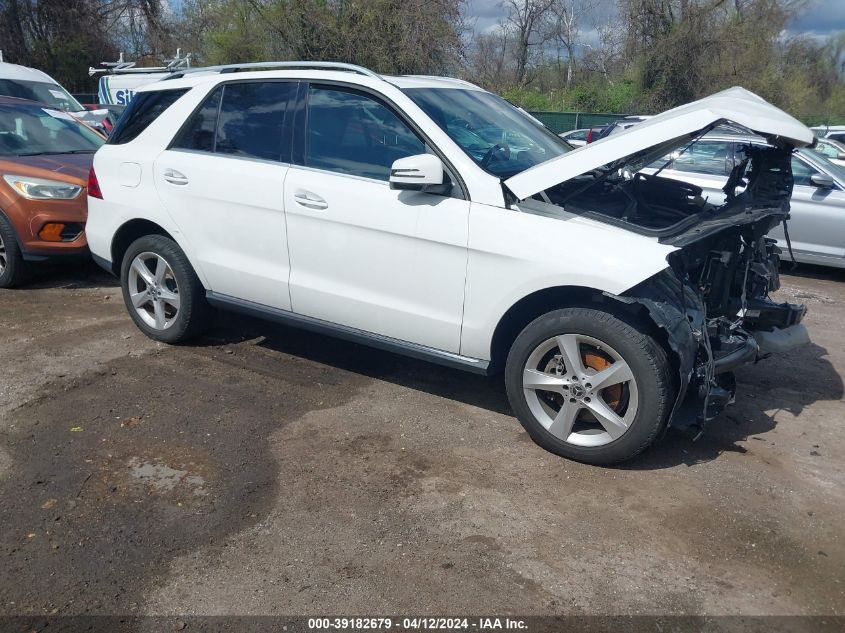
[389,154,445,192]
[810,173,835,189]
[838,152,845,161]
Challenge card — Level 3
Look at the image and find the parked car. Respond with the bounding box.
[588,115,652,143]
[0,61,109,132]
[86,66,811,464]
[82,103,126,135]
[559,128,589,147]
[641,132,845,269]
[811,125,845,144]
[810,136,845,167]
[0,96,104,287]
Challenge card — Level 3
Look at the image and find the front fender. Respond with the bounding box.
[459,201,677,360]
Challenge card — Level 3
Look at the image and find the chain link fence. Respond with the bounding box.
[528,112,630,134]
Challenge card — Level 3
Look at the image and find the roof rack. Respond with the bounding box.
[163,61,382,81]
[89,50,192,76]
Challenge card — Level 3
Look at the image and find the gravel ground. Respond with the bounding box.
[0,260,843,625]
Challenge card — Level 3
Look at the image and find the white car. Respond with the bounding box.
[811,125,845,145]
[86,64,812,464]
[0,61,108,129]
[811,136,845,167]
[558,128,589,147]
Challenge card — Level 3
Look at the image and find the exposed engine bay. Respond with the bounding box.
[522,140,810,433]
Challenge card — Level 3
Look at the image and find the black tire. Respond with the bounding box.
[505,307,674,465]
[120,234,211,343]
[0,214,27,289]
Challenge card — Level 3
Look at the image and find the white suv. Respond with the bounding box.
[86,63,813,464]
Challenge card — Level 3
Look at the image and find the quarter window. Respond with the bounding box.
[304,86,425,181]
[108,89,189,145]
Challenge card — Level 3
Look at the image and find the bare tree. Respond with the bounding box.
[548,0,594,89]
[503,0,555,85]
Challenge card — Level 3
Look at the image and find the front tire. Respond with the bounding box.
[0,215,27,288]
[120,235,210,343]
[505,308,674,465]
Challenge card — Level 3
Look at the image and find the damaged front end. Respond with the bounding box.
[617,144,808,435]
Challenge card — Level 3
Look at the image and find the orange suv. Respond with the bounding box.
[0,96,104,287]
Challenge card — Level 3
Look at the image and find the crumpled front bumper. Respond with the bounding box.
[616,268,809,435]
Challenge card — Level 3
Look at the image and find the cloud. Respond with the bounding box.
[464,0,845,40]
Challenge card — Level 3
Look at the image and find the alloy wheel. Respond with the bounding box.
[127,252,181,330]
[522,333,639,447]
[0,232,6,275]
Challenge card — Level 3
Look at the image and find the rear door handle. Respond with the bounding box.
[163,168,189,186]
[293,190,328,210]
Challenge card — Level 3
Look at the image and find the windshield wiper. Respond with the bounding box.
[57,149,97,154]
[14,151,51,156]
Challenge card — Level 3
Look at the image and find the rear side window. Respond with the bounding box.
[108,89,189,145]
[170,81,294,162]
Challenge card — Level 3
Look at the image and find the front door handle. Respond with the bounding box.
[293,190,328,210]
[163,168,189,186]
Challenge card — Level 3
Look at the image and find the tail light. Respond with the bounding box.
[586,128,594,144]
[87,166,103,200]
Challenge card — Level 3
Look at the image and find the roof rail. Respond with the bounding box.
[163,61,382,81]
[403,75,480,89]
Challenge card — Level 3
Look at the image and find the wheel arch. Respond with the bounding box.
[110,219,177,276]
[488,285,678,377]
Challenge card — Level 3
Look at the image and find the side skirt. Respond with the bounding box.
[206,291,492,376]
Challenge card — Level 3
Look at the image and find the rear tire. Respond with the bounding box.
[505,307,674,465]
[120,235,210,343]
[0,215,27,289]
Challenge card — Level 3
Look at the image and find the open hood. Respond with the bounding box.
[505,87,815,201]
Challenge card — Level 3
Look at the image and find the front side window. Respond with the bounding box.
[305,86,425,181]
[108,89,189,145]
[403,87,570,178]
[0,103,104,156]
[791,156,823,187]
[170,81,293,161]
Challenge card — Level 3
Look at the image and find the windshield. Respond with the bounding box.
[0,102,104,156]
[403,87,571,178]
[0,79,84,112]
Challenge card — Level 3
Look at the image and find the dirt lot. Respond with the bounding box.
[0,260,843,624]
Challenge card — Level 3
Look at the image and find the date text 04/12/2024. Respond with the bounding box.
[307,618,528,630]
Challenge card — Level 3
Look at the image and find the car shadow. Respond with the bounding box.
[780,261,845,283]
[621,340,842,469]
[200,310,513,416]
[22,258,118,290]
[200,312,842,470]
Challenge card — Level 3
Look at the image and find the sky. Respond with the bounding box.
[465,0,845,40]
